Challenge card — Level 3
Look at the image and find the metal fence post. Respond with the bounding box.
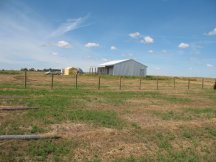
[174,77,176,89]
[24,70,27,88]
[139,78,142,90]
[75,74,78,89]
[202,78,204,89]
[188,79,190,90]
[98,76,101,90]
[157,77,159,90]
[51,74,54,89]
[119,76,122,90]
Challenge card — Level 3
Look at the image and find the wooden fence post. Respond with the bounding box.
[173,77,176,89]
[51,74,54,89]
[24,70,27,88]
[139,78,142,90]
[202,78,204,89]
[119,76,122,90]
[188,79,190,90]
[157,77,159,90]
[98,76,101,90]
[75,74,78,89]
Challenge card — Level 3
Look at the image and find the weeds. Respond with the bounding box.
[150,107,216,120]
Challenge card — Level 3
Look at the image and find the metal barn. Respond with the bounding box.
[97,59,147,76]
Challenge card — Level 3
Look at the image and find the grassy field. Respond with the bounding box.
[0,71,216,161]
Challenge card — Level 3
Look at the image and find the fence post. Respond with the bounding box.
[139,78,142,90]
[24,70,27,88]
[98,76,101,90]
[202,78,204,89]
[188,79,190,90]
[119,76,122,90]
[75,74,78,89]
[173,77,176,89]
[157,77,159,90]
[51,74,54,89]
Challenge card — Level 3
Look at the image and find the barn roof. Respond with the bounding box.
[99,59,147,67]
[99,59,130,67]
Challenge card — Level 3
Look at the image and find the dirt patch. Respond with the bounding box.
[50,122,158,161]
[103,143,153,161]
[171,140,193,150]
[123,111,216,130]
[50,122,118,139]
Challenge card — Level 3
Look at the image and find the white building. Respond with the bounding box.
[97,59,147,76]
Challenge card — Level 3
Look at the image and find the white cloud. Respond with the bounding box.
[110,46,117,50]
[0,2,109,71]
[51,52,58,56]
[178,42,189,48]
[51,15,89,37]
[148,50,154,54]
[102,58,109,62]
[129,32,141,38]
[206,64,214,68]
[141,36,154,44]
[56,40,72,48]
[207,27,216,36]
[85,42,100,48]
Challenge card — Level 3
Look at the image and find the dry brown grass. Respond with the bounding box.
[0,72,216,161]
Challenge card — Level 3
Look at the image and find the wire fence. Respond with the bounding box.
[0,71,215,91]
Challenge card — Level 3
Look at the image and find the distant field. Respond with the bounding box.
[0,71,216,161]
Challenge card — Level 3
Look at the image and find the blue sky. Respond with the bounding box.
[0,0,216,77]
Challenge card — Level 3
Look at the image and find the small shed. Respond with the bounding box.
[97,59,147,76]
[64,67,83,75]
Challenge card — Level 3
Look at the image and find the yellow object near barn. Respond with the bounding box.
[64,67,83,75]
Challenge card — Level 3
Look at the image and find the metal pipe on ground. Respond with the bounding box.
[0,107,38,111]
[0,134,60,140]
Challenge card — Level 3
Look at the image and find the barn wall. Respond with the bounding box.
[113,60,147,76]
[107,66,114,75]
[98,67,106,75]
[98,66,114,75]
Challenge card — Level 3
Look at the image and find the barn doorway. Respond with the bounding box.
[140,69,145,76]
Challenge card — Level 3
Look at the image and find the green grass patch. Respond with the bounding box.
[0,70,21,75]
[67,109,124,128]
[18,89,125,128]
[185,108,216,117]
[163,96,191,103]
[27,139,78,161]
[155,132,175,149]
[179,125,216,139]
[97,91,190,105]
[100,91,159,105]
[0,122,26,135]
[31,125,45,133]
[150,107,216,120]
[151,110,185,120]
[146,75,171,80]
[114,148,200,162]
